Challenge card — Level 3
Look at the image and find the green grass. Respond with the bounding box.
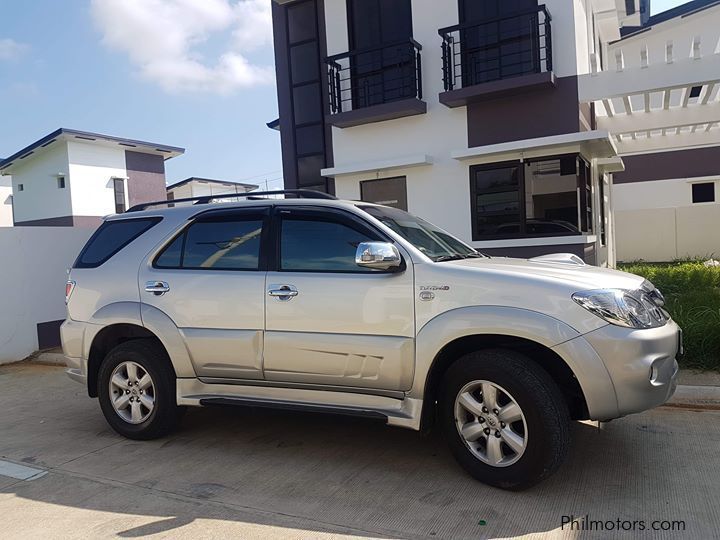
[619,261,720,371]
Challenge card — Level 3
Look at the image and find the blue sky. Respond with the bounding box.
[0,0,689,189]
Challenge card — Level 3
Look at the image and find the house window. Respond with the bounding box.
[57,176,66,189]
[360,177,408,210]
[113,178,126,214]
[692,182,715,203]
[17,184,24,192]
[470,155,592,240]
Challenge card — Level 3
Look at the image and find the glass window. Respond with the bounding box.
[280,217,377,272]
[57,176,66,189]
[524,159,580,235]
[290,41,319,85]
[287,0,317,44]
[471,165,521,238]
[470,155,592,240]
[75,218,160,268]
[159,218,263,270]
[293,83,322,125]
[692,182,715,203]
[297,154,325,187]
[113,178,126,214]
[295,124,324,156]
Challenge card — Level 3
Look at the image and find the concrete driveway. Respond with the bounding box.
[1,362,719,539]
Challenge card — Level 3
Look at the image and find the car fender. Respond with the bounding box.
[84,302,195,378]
[410,306,617,418]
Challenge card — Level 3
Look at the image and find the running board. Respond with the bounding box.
[199,397,389,421]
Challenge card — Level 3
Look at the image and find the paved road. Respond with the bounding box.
[1,362,719,539]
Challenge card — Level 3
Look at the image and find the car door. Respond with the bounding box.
[139,207,269,380]
[264,206,415,392]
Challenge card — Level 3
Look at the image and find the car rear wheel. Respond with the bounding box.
[98,339,182,440]
[439,349,571,490]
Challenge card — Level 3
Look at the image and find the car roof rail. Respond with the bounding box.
[126,189,338,212]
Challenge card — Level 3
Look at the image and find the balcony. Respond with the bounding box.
[325,39,426,128]
[438,6,554,108]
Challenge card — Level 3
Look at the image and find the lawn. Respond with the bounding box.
[618,261,720,371]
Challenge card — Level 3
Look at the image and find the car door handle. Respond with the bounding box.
[145,281,170,295]
[268,285,298,300]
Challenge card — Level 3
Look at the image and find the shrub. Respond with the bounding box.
[619,261,720,371]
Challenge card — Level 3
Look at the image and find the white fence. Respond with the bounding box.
[0,227,93,364]
[616,204,720,262]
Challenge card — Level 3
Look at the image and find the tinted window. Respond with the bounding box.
[287,0,317,44]
[293,83,322,125]
[692,182,715,203]
[290,41,319,85]
[281,217,376,272]
[75,218,160,268]
[156,218,263,270]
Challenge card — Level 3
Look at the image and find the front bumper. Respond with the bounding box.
[557,320,680,420]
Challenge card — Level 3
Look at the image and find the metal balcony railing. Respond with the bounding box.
[326,39,423,114]
[439,6,552,92]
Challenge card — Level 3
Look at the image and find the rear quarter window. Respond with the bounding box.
[74,217,161,268]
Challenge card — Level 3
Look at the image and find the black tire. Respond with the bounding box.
[439,349,570,490]
[98,339,182,440]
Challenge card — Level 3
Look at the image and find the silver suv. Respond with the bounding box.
[61,190,680,490]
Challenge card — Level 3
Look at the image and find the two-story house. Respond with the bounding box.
[270,0,650,266]
[0,128,184,226]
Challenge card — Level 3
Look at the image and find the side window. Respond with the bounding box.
[75,218,160,268]
[155,215,264,270]
[280,215,379,272]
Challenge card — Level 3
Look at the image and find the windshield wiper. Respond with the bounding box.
[434,254,469,262]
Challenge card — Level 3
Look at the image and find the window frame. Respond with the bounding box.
[469,154,593,241]
[113,177,126,214]
[152,208,271,272]
[271,206,404,274]
[691,182,715,204]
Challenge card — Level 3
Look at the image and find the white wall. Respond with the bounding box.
[10,143,71,223]
[67,141,128,217]
[0,227,94,364]
[0,175,12,226]
[614,177,720,211]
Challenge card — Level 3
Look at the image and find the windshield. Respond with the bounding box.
[360,205,485,262]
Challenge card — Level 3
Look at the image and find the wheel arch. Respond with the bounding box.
[412,306,605,431]
[419,334,590,431]
[84,302,195,397]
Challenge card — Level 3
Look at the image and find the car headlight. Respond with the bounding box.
[572,287,669,329]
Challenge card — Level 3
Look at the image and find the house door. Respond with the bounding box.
[458,0,539,85]
[347,0,415,108]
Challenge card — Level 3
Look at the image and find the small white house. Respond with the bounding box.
[0,128,184,226]
[0,174,12,226]
[166,177,259,203]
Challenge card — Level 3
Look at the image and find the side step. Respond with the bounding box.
[199,397,389,422]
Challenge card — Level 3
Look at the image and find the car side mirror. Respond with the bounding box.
[355,242,402,271]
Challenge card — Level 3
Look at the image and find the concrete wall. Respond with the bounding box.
[67,141,127,217]
[0,227,94,364]
[616,204,720,261]
[0,175,12,226]
[10,143,71,223]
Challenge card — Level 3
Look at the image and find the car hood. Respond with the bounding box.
[445,254,646,291]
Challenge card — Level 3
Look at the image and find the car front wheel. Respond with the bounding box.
[439,349,571,490]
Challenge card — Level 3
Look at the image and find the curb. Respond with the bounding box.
[664,385,720,410]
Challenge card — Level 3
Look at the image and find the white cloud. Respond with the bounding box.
[0,38,28,61]
[91,0,274,94]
